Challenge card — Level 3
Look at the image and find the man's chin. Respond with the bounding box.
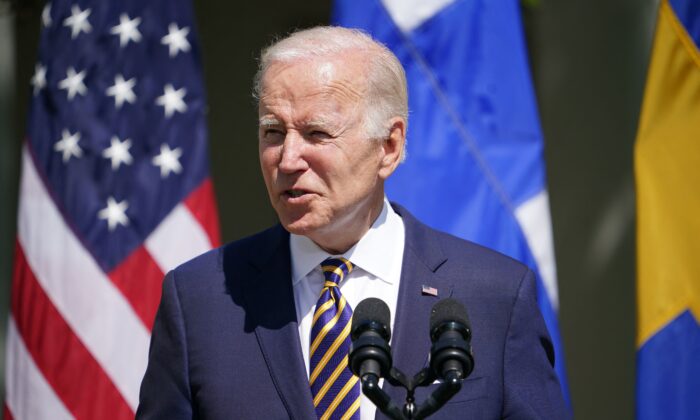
[279,215,324,237]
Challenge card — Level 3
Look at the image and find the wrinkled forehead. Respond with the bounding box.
[259,52,370,102]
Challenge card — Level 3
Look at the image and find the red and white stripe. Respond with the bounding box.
[6,145,220,419]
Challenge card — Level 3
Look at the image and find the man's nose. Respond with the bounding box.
[278,132,309,174]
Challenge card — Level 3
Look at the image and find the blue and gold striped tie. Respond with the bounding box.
[309,257,361,420]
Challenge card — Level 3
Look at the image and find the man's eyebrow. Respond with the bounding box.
[259,117,281,127]
[258,117,336,129]
[304,118,335,129]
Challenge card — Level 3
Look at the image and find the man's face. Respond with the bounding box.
[258,54,394,252]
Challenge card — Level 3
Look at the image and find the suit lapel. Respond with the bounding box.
[241,226,316,420]
[383,205,453,408]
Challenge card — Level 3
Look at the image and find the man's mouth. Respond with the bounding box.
[285,189,308,198]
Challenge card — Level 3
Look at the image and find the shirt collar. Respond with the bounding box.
[290,198,403,285]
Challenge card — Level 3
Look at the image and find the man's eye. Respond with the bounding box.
[263,129,285,139]
[309,130,331,140]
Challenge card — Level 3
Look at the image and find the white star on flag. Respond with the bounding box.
[9,0,222,414]
[110,14,142,47]
[54,129,83,162]
[98,196,130,231]
[152,144,183,178]
[63,5,92,39]
[155,84,187,118]
[161,23,191,57]
[106,74,137,108]
[102,136,134,170]
[31,63,47,95]
[42,3,52,27]
[58,67,87,100]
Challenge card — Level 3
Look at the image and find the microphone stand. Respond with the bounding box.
[359,366,463,420]
[360,373,406,420]
[412,371,462,419]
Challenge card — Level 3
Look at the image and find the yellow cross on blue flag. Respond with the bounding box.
[635,0,700,418]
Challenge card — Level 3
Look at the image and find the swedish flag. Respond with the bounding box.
[635,1,700,418]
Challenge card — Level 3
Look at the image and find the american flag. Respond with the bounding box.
[6,0,220,418]
[421,284,438,297]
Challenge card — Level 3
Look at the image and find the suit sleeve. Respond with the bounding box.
[501,269,570,419]
[136,270,194,419]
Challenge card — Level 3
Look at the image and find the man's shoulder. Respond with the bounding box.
[394,202,532,298]
[169,224,288,285]
[431,227,527,272]
[394,202,529,273]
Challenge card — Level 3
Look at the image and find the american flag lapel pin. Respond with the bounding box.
[421,285,438,297]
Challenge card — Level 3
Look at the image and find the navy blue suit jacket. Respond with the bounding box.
[137,205,568,419]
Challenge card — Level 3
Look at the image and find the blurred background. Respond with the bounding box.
[0,0,660,418]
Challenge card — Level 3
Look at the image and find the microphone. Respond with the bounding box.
[349,298,393,380]
[429,298,474,380]
[349,298,407,420]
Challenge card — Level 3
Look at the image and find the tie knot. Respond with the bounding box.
[321,257,353,286]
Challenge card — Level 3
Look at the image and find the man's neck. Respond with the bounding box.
[310,193,385,255]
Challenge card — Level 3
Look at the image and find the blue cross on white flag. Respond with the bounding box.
[333,0,571,405]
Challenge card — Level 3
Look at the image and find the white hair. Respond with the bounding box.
[253,26,408,147]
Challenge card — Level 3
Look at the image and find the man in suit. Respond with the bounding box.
[137,26,568,419]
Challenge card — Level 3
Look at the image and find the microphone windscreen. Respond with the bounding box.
[430,298,469,332]
[352,297,391,336]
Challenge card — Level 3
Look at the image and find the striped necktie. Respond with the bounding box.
[309,257,361,420]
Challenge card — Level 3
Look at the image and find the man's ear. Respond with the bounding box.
[378,117,406,180]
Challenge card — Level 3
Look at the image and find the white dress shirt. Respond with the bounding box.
[290,198,405,420]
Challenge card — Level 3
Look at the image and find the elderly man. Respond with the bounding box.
[137,26,568,419]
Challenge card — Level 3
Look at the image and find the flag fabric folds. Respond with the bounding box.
[6,0,220,418]
[635,0,700,418]
[333,0,570,404]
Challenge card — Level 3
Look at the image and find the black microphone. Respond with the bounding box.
[349,298,393,380]
[350,298,406,420]
[429,298,474,380]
